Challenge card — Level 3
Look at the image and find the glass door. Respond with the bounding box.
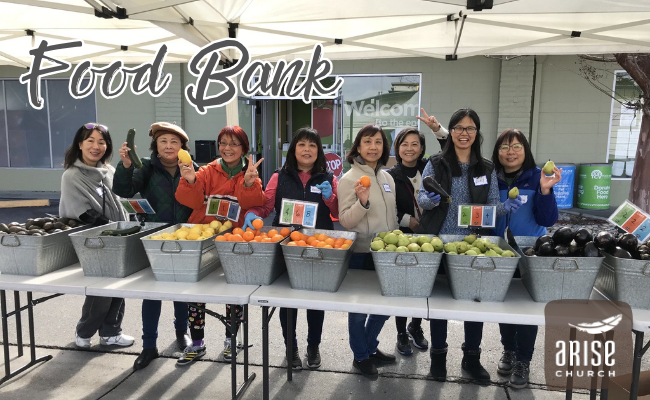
[237,96,256,160]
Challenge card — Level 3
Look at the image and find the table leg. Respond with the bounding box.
[263,306,269,400]
[1,290,10,378]
[234,304,255,400]
[287,307,293,382]
[600,331,613,400]
[230,304,237,400]
[566,327,577,400]
[629,330,649,400]
[13,292,22,357]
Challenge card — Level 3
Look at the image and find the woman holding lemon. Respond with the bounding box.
[338,124,398,377]
[175,125,265,366]
[114,122,199,371]
[243,127,338,370]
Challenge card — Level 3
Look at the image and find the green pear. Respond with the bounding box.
[421,243,434,253]
[465,250,478,256]
[464,234,476,244]
[543,160,555,175]
[396,246,409,252]
[378,231,387,239]
[373,236,383,242]
[384,233,398,245]
[444,242,457,253]
[407,243,421,252]
[508,187,519,199]
[431,237,444,252]
[370,241,385,251]
[417,235,431,246]
[385,244,397,252]
[457,242,470,254]
[397,235,411,247]
[501,250,515,257]
[392,229,404,235]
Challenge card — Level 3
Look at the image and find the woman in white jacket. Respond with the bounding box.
[338,123,398,377]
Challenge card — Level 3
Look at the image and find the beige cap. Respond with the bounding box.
[149,122,189,142]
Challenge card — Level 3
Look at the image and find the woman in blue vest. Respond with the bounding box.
[492,128,560,388]
[243,127,338,370]
[417,108,516,384]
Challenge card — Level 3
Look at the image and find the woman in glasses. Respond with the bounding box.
[175,125,265,366]
[59,123,133,349]
[113,122,198,371]
[243,127,338,371]
[491,128,560,388]
[417,108,505,384]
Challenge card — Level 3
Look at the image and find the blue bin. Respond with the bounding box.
[553,164,575,209]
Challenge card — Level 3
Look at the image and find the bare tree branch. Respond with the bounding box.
[578,54,618,63]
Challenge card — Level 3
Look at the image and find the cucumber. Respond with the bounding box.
[99,226,142,237]
[126,128,143,169]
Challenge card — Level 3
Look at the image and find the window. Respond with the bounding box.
[606,71,642,179]
[0,79,96,168]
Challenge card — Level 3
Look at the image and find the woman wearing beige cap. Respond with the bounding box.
[113,122,199,371]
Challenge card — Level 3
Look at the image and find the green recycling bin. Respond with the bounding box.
[577,164,612,210]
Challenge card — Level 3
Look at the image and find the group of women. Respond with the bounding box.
[58,104,561,388]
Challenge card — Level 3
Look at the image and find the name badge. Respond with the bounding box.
[310,186,322,194]
[520,195,528,204]
[95,186,104,198]
[382,183,392,193]
[473,176,488,186]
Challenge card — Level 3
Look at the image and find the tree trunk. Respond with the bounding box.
[615,54,650,213]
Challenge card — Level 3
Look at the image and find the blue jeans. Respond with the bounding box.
[142,300,189,349]
[280,308,325,348]
[348,252,389,360]
[499,323,538,362]
[429,319,484,351]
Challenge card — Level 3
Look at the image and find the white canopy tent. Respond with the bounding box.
[0,0,649,68]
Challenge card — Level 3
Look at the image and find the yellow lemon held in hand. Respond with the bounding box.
[178,149,192,164]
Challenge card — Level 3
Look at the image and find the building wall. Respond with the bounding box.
[0,55,632,206]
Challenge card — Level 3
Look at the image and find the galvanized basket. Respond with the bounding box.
[440,235,520,302]
[70,222,168,278]
[214,226,286,285]
[513,236,605,302]
[371,235,443,297]
[0,225,88,276]
[141,224,221,282]
[281,229,356,292]
[594,251,650,310]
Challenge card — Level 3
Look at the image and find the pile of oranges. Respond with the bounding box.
[214,219,291,243]
[286,231,353,250]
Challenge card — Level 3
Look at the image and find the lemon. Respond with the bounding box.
[189,226,202,235]
[187,233,200,240]
[197,236,206,241]
[209,220,222,230]
[202,228,215,237]
[150,235,163,240]
[176,231,189,239]
[222,220,233,230]
[180,226,191,232]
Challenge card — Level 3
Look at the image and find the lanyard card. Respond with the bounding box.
[608,200,650,243]
[120,199,156,214]
[205,195,241,222]
[458,204,496,228]
[280,199,318,228]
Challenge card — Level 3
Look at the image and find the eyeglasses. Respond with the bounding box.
[84,123,108,133]
[451,126,477,135]
[499,143,524,152]
[218,141,242,148]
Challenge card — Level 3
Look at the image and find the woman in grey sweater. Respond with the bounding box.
[59,123,134,349]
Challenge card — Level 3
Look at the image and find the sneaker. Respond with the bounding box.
[286,346,302,369]
[100,333,134,347]
[177,345,206,366]
[369,349,396,363]
[223,338,242,361]
[497,350,517,375]
[306,345,321,369]
[75,333,91,348]
[353,358,377,376]
[396,333,413,355]
[407,322,429,350]
[509,361,530,389]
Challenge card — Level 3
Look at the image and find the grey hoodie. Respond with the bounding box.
[59,159,127,222]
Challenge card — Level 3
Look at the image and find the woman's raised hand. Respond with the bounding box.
[416,108,442,133]
[179,159,196,184]
[119,142,132,168]
[354,178,370,207]
[540,167,562,195]
[244,155,264,187]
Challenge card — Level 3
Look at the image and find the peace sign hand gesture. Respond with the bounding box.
[244,155,263,187]
[416,108,442,133]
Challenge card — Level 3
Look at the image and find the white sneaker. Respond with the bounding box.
[100,333,135,347]
[75,333,91,348]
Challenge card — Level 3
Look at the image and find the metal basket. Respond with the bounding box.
[594,251,650,310]
[440,235,520,302]
[371,234,443,297]
[0,225,87,276]
[70,222,168,278]
[513,236,605,302]
[141,224,221,282]
[281,229,356,292]
[214,226,286,285]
